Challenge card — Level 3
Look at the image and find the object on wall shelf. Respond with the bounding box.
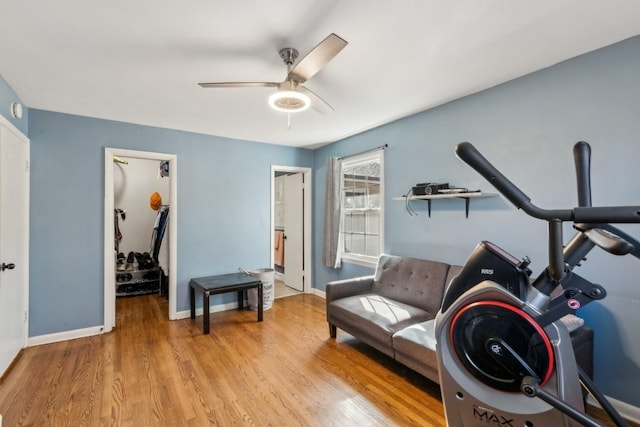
[393,192,497,218]
[113,156,128,165]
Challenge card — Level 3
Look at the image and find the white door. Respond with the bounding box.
[0,122,29,376]
[283,173,304,291]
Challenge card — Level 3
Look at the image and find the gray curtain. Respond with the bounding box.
[322,157,342,268]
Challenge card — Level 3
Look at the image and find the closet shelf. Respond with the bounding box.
[116,265,161,296]
[393,192,497,218]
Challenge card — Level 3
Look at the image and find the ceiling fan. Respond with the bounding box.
[199,33,348,114]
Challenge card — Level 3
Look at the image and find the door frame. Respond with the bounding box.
[103,148,178,331]
[0,114,30,364]
[270,165,312,293]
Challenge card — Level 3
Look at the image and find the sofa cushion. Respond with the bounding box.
[392,319,440,382]
[328,294,432,351]
[373,254,451,316]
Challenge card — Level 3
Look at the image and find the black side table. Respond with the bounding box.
[189,272,263,334]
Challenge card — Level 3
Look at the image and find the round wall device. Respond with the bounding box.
[11,102,22,119]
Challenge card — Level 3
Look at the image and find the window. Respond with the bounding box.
[339,150,384,267]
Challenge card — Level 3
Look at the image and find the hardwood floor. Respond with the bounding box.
[0,294,636,426]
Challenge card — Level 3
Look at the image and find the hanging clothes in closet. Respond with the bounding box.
[150,206,169,267]
[114,208,126,252]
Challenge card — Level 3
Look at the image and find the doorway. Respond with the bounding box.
[271,166,312,298]
[104,148,177,332]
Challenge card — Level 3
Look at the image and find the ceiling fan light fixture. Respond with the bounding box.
[269,90,310,113]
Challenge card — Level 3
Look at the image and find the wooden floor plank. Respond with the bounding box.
[0,293,636,426]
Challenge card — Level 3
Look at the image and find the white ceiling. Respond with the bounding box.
[1,1,639,149]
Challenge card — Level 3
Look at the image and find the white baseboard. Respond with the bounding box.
[175,300,253,320]
[311,288,325,299]
[178,288,325,319]
[28,300,245,345]
[28,325,105,347]
[588,394,640,424]
[26,300,243,345]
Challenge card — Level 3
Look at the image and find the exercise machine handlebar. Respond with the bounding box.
[455,142,531,210]
[455,142,640,224]
[574,141,592,207]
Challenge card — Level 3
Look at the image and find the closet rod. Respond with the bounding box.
[338,144,387,161]
[113,156,128,165]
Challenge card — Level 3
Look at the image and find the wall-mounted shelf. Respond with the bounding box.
[393,192,497,218]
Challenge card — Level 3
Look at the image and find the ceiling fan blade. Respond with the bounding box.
[287,33,348,84]
[198,82,279,88]
[298,85,334,115]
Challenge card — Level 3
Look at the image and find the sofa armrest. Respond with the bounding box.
[325,275,375,305]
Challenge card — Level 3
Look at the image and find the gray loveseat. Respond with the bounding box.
[326,254,594,385]
[326,254,461,382]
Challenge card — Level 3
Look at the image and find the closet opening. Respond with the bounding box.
[104,148,177,331]
[113,157,169,297]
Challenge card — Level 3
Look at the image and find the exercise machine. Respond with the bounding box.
[435,141,640,426]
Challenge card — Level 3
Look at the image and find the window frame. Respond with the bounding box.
[339,149,384,268]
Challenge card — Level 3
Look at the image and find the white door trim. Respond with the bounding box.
[104,148,178,332]
[271,165,312,293]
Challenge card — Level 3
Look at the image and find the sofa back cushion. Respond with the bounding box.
[445,264,464,288]
[372,254,451,316]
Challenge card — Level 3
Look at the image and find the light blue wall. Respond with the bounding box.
[27,110,313,335]
[313,36,640,407]
[0,74,28,135]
